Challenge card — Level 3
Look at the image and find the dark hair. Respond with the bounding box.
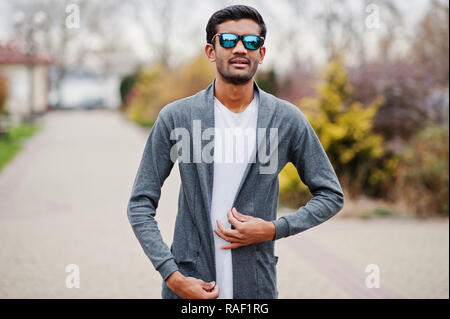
[206,5,266,46]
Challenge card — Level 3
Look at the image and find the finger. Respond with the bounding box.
[204,283,220,299]
[215,225,242,242]
[216,220,242,239]
[214,228,242,243]
[227,209,242,229]
[232,207,251,222]
[201,280,215,290]
[221,242,244,249]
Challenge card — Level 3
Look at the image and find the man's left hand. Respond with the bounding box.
[214,207,276,249]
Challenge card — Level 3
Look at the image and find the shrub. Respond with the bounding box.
[278,162,312,208]
[125,54,215,127]
[279,57,385,202]
[0,74,8,117]
[256,68,278,95]
[396,123,449,216]
[119,72,140,108]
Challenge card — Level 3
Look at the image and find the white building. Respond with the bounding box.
[0,43,52,122]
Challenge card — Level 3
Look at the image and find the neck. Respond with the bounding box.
[214,74,255,113]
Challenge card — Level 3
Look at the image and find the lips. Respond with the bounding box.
[230,57,249,67]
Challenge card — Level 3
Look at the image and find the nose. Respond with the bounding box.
[232,38,248,54]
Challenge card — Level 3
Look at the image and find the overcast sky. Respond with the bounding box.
[0,0,435,73]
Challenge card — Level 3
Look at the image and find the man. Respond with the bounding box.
[127,5,344,299]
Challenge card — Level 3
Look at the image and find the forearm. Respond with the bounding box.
[127,199,179,280]
[272,189,344,240]
[127,110,177,280]
[273,107,345,240]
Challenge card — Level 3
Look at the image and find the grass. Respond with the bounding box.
[360,207,404,219]
[0,121,41,173]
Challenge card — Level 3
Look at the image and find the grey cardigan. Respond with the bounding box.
[127,79,344,299]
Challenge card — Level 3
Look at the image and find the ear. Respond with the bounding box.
[205,44,216,62]
[258,46,266,64]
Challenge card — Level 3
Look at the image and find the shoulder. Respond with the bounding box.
[261,90,310,128]
[158,94,196,119]
[156,89,205,126]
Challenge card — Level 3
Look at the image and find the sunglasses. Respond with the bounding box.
[212,33,265,50]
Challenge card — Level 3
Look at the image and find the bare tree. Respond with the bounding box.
[282,0,311,71]
[375,0,403,62]
[412,0,449,86]
[12,0,123,106]
[130,0,180,67]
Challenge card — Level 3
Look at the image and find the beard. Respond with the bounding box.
[216,57,259,85]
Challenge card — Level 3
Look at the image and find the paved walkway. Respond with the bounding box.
[0,109,448,298]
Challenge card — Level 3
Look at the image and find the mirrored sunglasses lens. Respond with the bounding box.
[220,34,238,48]
[244,36,261,50]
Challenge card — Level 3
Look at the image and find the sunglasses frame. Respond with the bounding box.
[212,33,265,50]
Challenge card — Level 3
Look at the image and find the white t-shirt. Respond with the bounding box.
[210,90,259,299]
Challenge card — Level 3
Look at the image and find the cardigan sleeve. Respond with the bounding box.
[126,109,179,281]
[272,108,344,240]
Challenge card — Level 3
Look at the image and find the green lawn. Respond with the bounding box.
[0,121,41,173]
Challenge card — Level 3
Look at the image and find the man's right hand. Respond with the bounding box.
[166,270,219,299]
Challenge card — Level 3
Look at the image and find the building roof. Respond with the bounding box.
[0,42,52,65]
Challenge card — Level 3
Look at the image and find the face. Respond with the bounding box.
[205,18,266,85]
